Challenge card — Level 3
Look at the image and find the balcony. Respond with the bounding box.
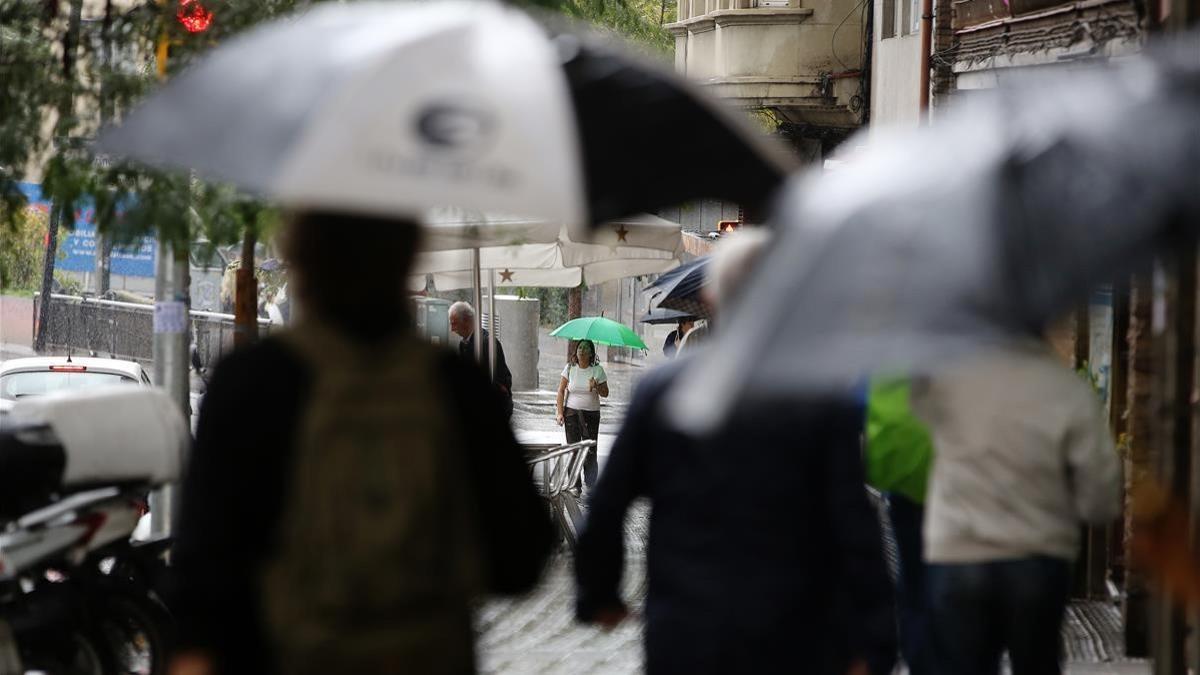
[666,0,866,128]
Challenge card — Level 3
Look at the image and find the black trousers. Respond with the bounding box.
[563,407,600,487]
[928,556,1070,675]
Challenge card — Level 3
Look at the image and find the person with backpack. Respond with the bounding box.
[556,338,608,489]
[169,211,553,675]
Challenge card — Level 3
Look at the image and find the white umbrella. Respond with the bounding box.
[95,2,793,238]
[428,256,679,290]
[413,212,683,275]
[414,211,683,377]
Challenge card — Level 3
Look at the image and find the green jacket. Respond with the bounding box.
[865,378,933,504]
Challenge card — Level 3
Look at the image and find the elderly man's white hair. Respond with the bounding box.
[706,227,772,310]
[448,301,476,321]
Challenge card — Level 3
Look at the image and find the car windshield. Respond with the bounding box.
[0,370,137,401]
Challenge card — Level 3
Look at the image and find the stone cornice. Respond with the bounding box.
[665,16,716,34]
[711,7,813,25]
[667,8,812,34]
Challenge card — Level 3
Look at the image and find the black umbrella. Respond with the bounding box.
[646,257,710,318]
[644,256,707,296]
[559,34,792,228]
[639,307,699,325]
[663,36,1200,432]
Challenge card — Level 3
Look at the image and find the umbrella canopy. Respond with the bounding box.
[639,307,698,325]
[655,265,711,318]
[664,39,1200,433]
[414,212,683,289]
[644,256,705,295]
[550,317,648,350]
[95,2,793,236]
[428,257,678,290]
[645,256,710,318]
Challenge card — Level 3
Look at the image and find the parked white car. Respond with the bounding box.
[0,357,152,404]
[0,356,172,540]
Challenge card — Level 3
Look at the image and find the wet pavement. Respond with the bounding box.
[476,504,1150,675]
[489,332,1150,674]
[2,309,1156,674]
[477,503,650,674]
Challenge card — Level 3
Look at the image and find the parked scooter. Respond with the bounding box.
[0,387,188,674]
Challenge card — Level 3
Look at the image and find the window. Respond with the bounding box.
[0,371,137,400]
[904,0,921,35]
[882,0,897,38]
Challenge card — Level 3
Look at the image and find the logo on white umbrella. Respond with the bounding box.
[416,103,495,153]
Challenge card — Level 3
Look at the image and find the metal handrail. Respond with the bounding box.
[526,440,595,497]
[524,440,595,465]
[523,439,596,553]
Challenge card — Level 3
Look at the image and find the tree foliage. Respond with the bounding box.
[0,204,49,290]
[520,0,675,53]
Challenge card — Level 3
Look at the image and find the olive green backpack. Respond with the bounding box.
[260,321,482,674]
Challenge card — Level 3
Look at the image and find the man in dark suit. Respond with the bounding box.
[574,229,896,675]
[449,301,513,419]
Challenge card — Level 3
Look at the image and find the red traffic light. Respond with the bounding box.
[177,0,213,33]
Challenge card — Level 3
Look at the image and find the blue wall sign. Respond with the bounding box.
[17,182,156,278]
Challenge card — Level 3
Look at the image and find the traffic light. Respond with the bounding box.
[176,0,213,34]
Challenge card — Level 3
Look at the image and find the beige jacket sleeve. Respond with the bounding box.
[1064,392,1122,525]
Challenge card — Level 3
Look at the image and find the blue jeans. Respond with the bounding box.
[927,556,1070,675]
[887,494,932,675]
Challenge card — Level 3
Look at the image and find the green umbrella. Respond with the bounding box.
[550,316,648,350]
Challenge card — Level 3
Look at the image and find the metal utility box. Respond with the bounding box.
[412,296,451,347]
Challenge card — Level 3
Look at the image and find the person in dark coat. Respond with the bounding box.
[662,318,695,358]
[574,230,896,675]
[450,301,513,419]
[169,212,552,675]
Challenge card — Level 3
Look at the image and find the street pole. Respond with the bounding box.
[148,29,191,539]
[472,248,482,361]
[488,268,497,382]
[150,237,190,538]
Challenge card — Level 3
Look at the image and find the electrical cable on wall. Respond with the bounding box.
[831,0,870,70]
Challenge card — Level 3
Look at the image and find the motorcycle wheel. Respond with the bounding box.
[92,593,172,675]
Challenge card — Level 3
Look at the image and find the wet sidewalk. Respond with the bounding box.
[476,504,1151,675]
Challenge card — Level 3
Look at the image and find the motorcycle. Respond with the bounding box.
[0,387,188,674]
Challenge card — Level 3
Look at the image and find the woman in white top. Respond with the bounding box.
[556,339,608,488]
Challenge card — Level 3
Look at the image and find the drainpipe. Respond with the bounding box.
[918,0,933,121]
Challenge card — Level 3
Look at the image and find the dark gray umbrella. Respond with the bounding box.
[644,256,707,295]
[651,257,711,318]
[639,307,698,325]
[645,256,710,316]
[665,37,1200,432]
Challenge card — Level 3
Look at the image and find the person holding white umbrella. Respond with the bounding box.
[171,211,553,675]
